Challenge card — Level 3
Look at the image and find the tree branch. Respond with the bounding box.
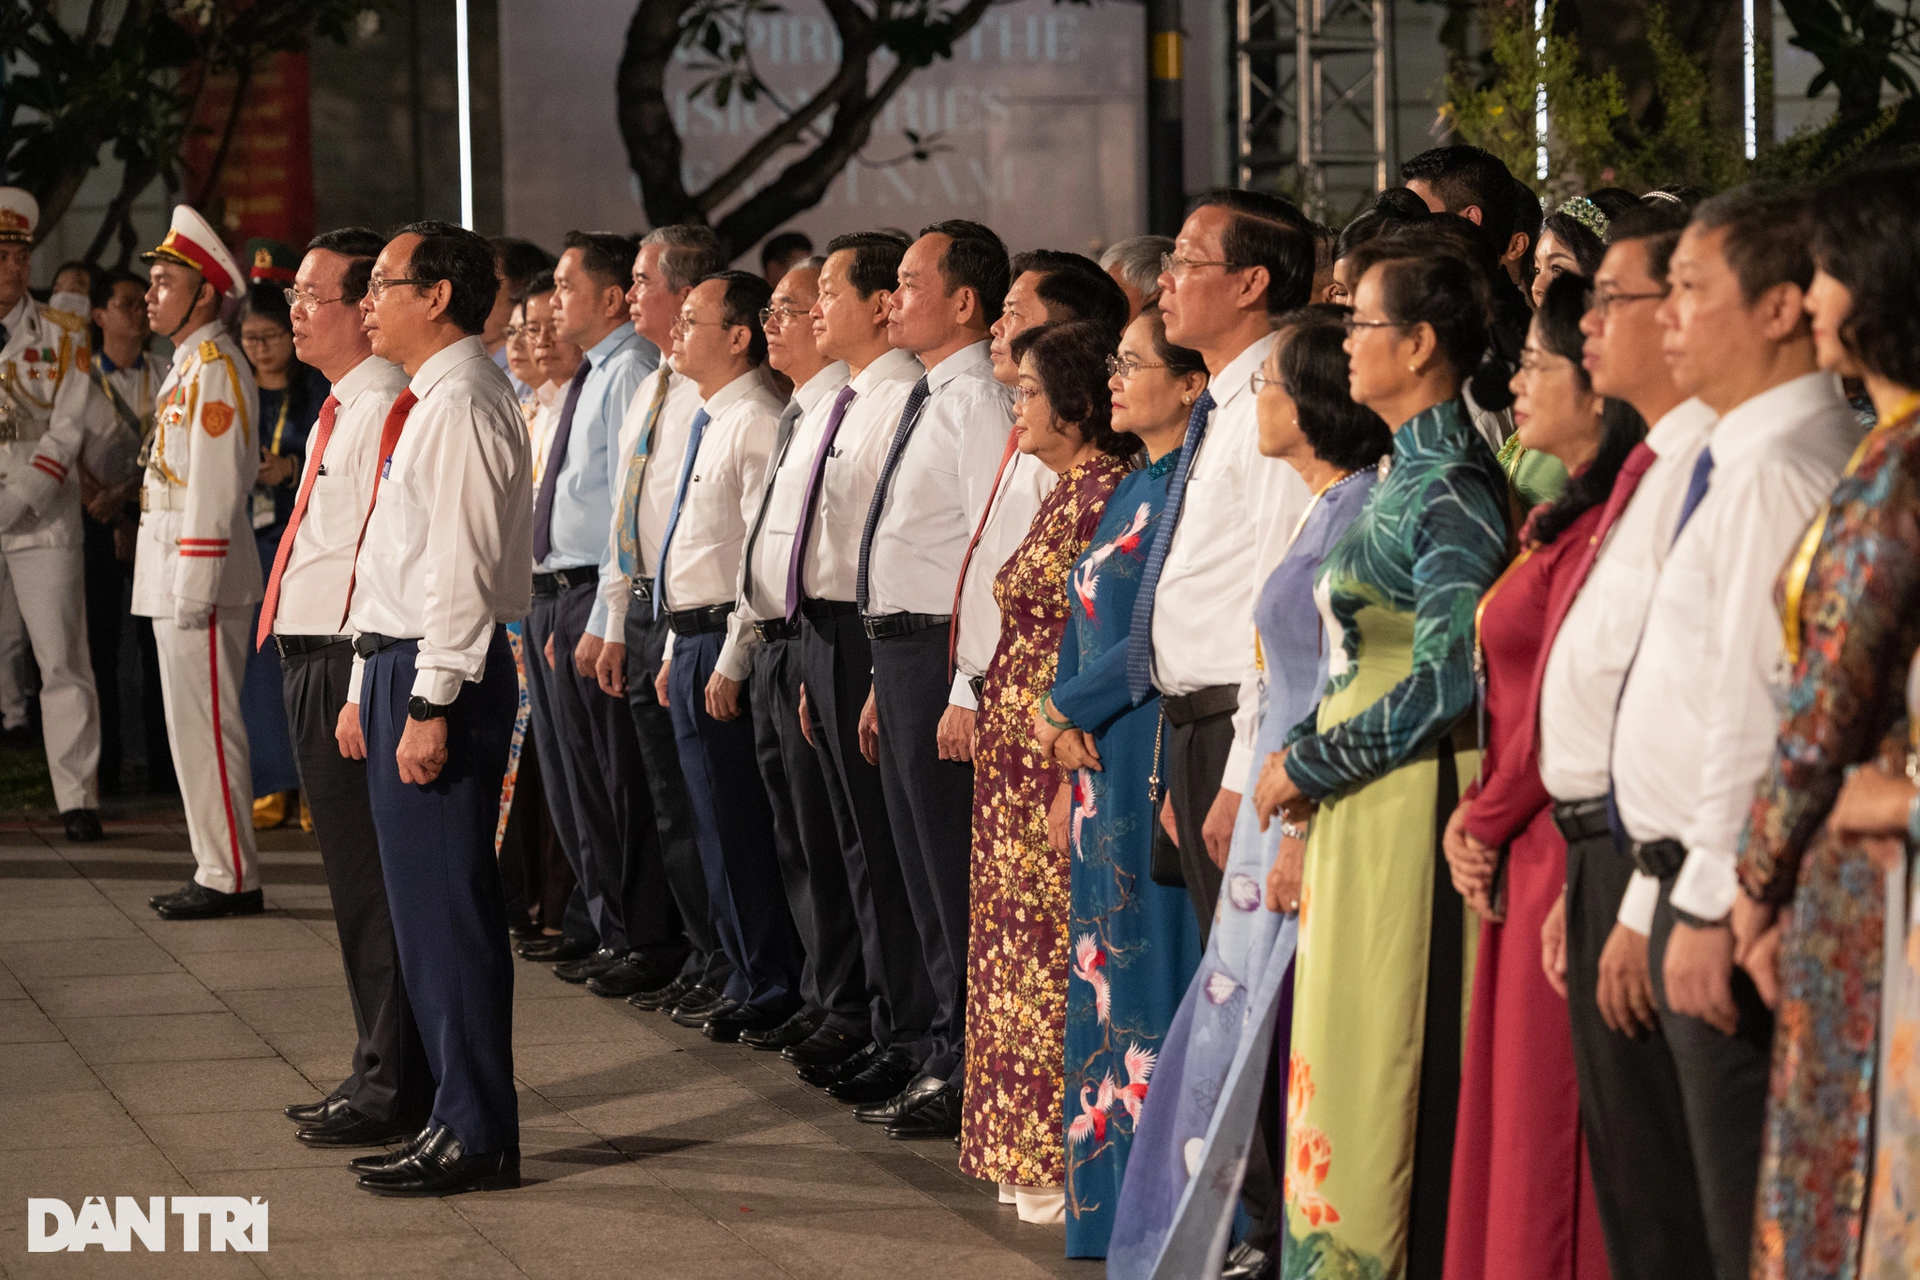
[693,33,877,215]
[617,0,706,228]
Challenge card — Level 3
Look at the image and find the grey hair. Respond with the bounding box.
[1099,235,1174,300]
[639,224,725,293]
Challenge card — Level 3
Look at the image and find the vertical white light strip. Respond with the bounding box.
[456,0,475,228]
[1743,0,1758,159]
[1534,0,1549,181]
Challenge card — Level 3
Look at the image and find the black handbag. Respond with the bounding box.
[1147,707,1185,887]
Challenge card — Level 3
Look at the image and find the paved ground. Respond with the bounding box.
[0,815,1104,1279]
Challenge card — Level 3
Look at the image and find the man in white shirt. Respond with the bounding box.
[853,220,1012,1139]
[339,220,531,1196]
[653,270,804,1042]
[257,227,431,1150]
[1611,185,1864,1278]
[1538,203,1718,1277]
[791,233,933,1096]
[589,226,734,1023]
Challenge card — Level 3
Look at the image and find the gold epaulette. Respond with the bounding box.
[42,307,86,334]
[199,339,222,363]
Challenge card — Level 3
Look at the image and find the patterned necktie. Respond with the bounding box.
[614,372,674,577]
[255,394,340,648]
[785,384,859,621]
[1126,389,1215,703]
[740,396,807,609]
[854,376,931,613]
[530,360,592,564]
[653,408,710,620]
[1671,445,1715,545]
[339,388,418,630]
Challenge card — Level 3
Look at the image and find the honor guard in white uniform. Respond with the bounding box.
[134,205,265,920]
[0,187,106,842]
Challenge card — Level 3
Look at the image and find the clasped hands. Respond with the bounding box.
[1031,695,1101,773]
[1441,797,1503,922]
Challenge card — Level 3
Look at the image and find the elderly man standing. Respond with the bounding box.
[136,205,264,921]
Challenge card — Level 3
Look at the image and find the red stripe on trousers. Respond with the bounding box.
[206,608,245,891]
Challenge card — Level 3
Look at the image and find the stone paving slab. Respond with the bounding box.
[0,817,1101,1280]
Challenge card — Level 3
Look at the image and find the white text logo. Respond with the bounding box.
[27,1197,269,1252]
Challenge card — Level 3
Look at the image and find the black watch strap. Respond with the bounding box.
[407,695,451,721]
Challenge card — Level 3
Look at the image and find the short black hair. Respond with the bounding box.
[1607,200,1692,286]
[1344,232,1493,387]
[700,269,774,366]
[1691,182,1815,303]
[392,220,499,335]
[640,225,726,293]
[1527,273,1648,547]
[919,219,1010,325]
[1134,302,1208,383]
[1009,319,1139,457]
[1009,249,1129,341]
[1811,156,1920,388]
[306,226,387,303]
[1400,145,1523,245]
[523,271,555,299]
[1190,189,1316,316]
[1273,305,1392,472]
[563,231,640,293]
[824,231,909,298]
[490,236,555,289]
[761,230,814,269]
[1336,187,1431,262]
[88,268,144,312]
[52,260,95,292]
[241,284,293,333]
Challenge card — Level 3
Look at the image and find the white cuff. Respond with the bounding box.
[346,654,365,704]
[1223,741,1256,796]
[410,665,465,706]
[949,672,978,710]
[1669,848,1739,923]
[1615,870,1659,935]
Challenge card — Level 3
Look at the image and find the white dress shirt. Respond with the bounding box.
[1150,333,1312,787]
[1537,397,1716,932]
[738,363,851,625]
[345,336,532,705]
[657,368,782,680]
[595,366,705,637]
[951,445,1054,708]
[799,347,923,603]
[271,355,412,637]
[1612,372,1863,923]
[527,381,560,488]
[862,341,1013,616]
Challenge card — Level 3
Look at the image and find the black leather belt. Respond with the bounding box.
[628,575,655,604]
[533,565,599,597]
[668,604,734,635]
[1552,797,1612,846]
[754,617,799,643]
[861,611,948,641]
[1629,838,1687,879]
[1161,684,1239,727]
[274,634,351,659]
[800,598,858,623]
[352,632,410,658]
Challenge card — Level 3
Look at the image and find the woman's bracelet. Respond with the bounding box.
[1279,819,1307,840]
[1036,695,1073,731]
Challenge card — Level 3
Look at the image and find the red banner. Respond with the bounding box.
[178,51,316,254]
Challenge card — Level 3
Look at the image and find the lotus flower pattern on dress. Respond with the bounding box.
[1203,969,1240,1005]
[1226,873,1262,912]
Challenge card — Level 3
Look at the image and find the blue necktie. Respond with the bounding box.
[530,359,591,565]
[1671,446,1715,545]
[652,408,710,620]
[854,376,931,614]
[1126,389,1215,703]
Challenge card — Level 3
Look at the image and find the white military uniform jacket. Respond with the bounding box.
[131,321,263,616]
[0,295,91,552]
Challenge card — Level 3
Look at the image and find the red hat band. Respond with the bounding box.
[156,228,236,297]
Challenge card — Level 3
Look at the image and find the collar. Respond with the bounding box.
[923,339,991,393]
[1645,396,1717,458]
[409,335,488,399]
[703,366,769,417]
[851,346,922,396]
[583,324,639,369]
[792,362,849,415]
[171,320,227,368]
[535,380,559,408]
[1392,398,1476,461]
[1210,332,1278,414]
[1,295,28,334]
[332,354,398,403]
[1705,372,1846,470]
[98,349,148,375]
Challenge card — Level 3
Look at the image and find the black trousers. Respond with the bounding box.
[801,604,933,1052]
[870,622,974,1083]
[523,590,606,946]
[1563,827,1715,1280]
[280,638,431,1126]
[496,736,575,931]
[1162,688,1236,941]
[625,608,729,989]
[81,514,124,792]
[1647,877,1775,1280]
[750,636,870,1035]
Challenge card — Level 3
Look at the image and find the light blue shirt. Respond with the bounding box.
[536,324,657,634]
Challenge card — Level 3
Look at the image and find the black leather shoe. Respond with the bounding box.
[742,1008,822,1051]
[348,1127,430,1174]
[1221,1239,1276,1280]
[885,1082,961,1139]
[553,947,621,983]
[668,987,727,1027]
[296,1106,416,1148]
[355,1125,519,1197]
[507,919,542,940]
[518,934,592,962]
[284,1094,346,1125]
[587,954,676,999]
[61,809,104,843]
[628,973,694,1012]
[702,1002,797,1043]
[153,882,264,921]
[797,1040,878,1089]
[148,878,200,910]
[783,1026,870,1068]
[835,1049,923,1109]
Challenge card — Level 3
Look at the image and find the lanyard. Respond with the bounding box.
[268,394,290,454]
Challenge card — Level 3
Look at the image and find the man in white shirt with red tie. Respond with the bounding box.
[257,227,431,1151]
[337,220,531,1197]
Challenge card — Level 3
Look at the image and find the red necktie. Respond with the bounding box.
[256,395,340,649]
[339,388,419,631]
[948,424,1024,675]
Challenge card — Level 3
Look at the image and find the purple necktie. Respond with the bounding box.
[784,384,859,622]
[530,360,591,564]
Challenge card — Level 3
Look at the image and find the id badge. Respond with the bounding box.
[251,487,276,530]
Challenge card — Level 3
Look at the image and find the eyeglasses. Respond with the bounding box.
[1105,355,1168,378]
[506,323,557,342]
[365,277,433,301]
[758,305,808,326]
[670,316,736,337]
[1014,384,1045,405]
[1250,369,1285,394]
[1591,288,1666,317]
[240,330,291,348]
[1341,316,1402,336]
[1161,253,1245,280]
[283,288,347,311]
[1517,353,1575,375]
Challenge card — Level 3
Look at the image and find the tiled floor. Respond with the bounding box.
[0,817,1103,1279]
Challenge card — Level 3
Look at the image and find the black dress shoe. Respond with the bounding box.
[885,1082,961,1139]
[349,1127,430,1174]
[148,878,200,910]
[628,973,694,1012]
[668,987,727,1027]
[742,1008,822,1051]
[834,1049,923,1109]
[553,947,622,984]
[507,919,542,940]
[1221,1239,1276,1280]
[702,1002,797,1043]
[586,954,676,999]
[797,1040,878,1089]
[518,934,592,962]
[284,1094,346,1124]
[296,1106,416,1148]
[61,809,104,843]
[783,1026,870,1068]
[152,882,264,921]
[355,1125,519,1197]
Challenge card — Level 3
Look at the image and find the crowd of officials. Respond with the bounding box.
[3,137,1919,1280]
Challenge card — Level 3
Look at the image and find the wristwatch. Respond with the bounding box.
[407,696,451,722]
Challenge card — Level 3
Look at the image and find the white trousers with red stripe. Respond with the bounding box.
[151,609,258,894]
[0,544,101,810]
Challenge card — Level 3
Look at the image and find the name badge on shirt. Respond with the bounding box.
[381,455,393,479]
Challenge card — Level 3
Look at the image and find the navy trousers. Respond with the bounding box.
[667,627,803,1013]
[360,631,518,1154]
[523,587,613,947]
